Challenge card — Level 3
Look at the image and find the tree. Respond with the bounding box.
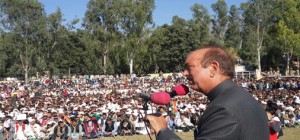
[0,31,9,77]
[273,0,300,72]
[155,16,197,72]
[276,20,300,70]
[120,0,155,74]
[211,0,228,45]
[224,5,242,49]
[189,3,210,47]
[239,0,273,75]
[83,0,122,74]
[0,0,47,84]
[40,8,70,78]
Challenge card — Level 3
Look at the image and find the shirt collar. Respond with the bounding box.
[207,79,235,101]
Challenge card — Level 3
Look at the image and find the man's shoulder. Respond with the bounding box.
[217,85,255,105]
[205,85,263,119]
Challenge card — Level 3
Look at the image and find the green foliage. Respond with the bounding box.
[189,3,210,47]
[1,0,300,78]
[211,0,228,45]
[224,5,241,49]
[0,0,47,82]
[153,17,199,72]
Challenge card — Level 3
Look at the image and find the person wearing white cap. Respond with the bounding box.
[125,111,133,123]
[14,114,27,140]
[25,118,41,139]
[40,114,51,128]
[40,120,56,140]
[130,114,139,129]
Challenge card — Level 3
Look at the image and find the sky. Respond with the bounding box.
[40,0,246,27]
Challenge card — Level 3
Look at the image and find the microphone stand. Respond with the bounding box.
[133,99,153,140]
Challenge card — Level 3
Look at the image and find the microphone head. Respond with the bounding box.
[150,92,170,105]
[173,84,189,96]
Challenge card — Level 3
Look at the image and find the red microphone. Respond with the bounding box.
[135,84,189,105]
[169,84,189,97]
[150,92,171,105]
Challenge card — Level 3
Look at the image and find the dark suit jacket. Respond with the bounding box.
[157,79,269,140]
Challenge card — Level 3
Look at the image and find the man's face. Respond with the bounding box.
[72,121,77,126]
[43,116,48,120]
[180,115,185,120]
[266,112,273,121]
[184,50,210,93]
[59,122,64,127]
[53,117,59,122]
[133,115,137,120]
[84,116,89,120]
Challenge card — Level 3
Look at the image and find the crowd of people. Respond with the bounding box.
[0,73,300,139]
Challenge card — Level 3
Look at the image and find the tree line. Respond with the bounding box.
[0,0,300,83]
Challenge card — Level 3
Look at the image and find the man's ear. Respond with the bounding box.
[209,60,219,78]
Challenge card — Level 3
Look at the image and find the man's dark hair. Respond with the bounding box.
[266,100,278,115]
[106,117,112,121]
[200,44,235,78]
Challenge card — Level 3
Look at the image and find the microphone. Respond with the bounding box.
[136,92,171,105]
[150,92,170,105]
[168,84,189,97]
[135,84,189,105]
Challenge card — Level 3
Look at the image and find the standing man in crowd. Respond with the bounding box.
[146,45,269,140]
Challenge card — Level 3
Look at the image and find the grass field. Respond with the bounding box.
[97,128,300,140]
[281,127,300,140]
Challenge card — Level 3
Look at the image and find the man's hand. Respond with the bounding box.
[146,114,167,134]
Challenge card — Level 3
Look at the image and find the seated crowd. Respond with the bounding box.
[0,73,300,139]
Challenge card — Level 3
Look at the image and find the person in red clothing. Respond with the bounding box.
[40,114,50,128]
[83,115,99,139]
[266,107,281,140]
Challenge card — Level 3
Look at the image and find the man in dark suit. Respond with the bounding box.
[147,45,269,140]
